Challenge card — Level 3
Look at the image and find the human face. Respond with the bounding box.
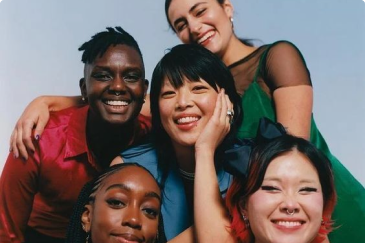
[167,0,234,57]
[81,45,147,125]
[83,166,161,243]
[241,151,323,243]
[159,77,218,148]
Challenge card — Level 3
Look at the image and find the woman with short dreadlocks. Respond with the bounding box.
[0,27,150,243]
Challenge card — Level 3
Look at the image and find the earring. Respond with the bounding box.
[85,233,90,243]
[230,17,234,28]
[242,213,250,229]
[81,96,86,102]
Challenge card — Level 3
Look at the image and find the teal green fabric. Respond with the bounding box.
[236,46,365,242]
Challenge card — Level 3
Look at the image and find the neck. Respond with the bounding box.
[86,113,136,168]
[221,35,257,66]
[173,143,196,173]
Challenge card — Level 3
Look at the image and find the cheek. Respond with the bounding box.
[143,218,159,242]
[247,192,278,228]
[303,194,324,219]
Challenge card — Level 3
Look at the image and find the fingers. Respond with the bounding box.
[15,125,29,160]
[22,120,36,154]
[34,112,49,140]
[10,129,19,158]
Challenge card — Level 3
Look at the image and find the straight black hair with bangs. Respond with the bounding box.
[150,44,243,180]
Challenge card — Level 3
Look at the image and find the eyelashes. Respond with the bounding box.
[261,185,318,193]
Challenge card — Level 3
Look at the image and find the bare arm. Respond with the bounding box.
[264,41,313,140]
[10,95,81,159]
[193,90,236,243]
[273,85,313,139]
[167,227,194,243]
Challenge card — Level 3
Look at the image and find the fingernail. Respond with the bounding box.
[9,147,13,152]
[35,134,40,140]
[13,154,18,159]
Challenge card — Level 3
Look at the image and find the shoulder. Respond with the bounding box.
[266,40,306,62]
[46,106,88,129]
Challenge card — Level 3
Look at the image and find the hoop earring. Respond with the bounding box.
[242,213,250,229]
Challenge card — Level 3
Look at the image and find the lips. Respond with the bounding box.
[112,233,143,243]
[272,220,304,227]
[176,116,199,124]
[196,30,215,45]
[103,99,130,106]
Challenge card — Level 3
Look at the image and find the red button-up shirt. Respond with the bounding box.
[0,106,151,242]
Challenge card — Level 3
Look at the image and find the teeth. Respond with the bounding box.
[105,100,128,106]
[198,31,214,44]
[177,117,199,124]
[276,221,302,227]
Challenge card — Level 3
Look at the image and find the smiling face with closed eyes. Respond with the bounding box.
[240,151,324,243]
[166,0,234,58]
[82,166,161,243]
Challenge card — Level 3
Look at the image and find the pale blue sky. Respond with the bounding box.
[0,0,364,184]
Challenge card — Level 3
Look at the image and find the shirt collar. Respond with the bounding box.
[64,106,92,160]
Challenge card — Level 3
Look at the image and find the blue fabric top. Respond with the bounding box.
[121,142,232,241]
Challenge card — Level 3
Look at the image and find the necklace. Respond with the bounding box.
[179,168,195,181]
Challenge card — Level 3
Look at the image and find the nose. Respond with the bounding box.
[175,88,193,110]
[109,76,126,95]
[122,205,142,230]
[188,18,202,35]
[279,194,300,216]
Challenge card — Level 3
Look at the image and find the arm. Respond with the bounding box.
[0,150,40,242]
[10,95,81,159]
[265,41,313,139]
[193,90,236,243]
[167,227,194,243]
[273,85,312,139]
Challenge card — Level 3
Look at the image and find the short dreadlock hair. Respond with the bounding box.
[78,26,143,64]
[65,163,166,243]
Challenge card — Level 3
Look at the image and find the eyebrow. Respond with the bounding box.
[105,184,161,202]
[173,2,207,28]
[263,177,317,184]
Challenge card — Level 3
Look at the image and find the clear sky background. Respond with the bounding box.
[0,0,364,185]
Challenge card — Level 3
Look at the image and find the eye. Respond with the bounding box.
[161,90,176,98]
[195,8,206,17]
[92,72,112,81]
[261,185,281,192]
[142,207,159,219]
[192,85,208,93]
[124,72,142,83]
[106,199,126,209]
[299,187,318,194]
[176,22,187,32]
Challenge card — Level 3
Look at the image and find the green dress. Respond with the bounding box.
[229,40,365,242]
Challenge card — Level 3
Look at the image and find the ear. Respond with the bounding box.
[144,79,149,96]
[238,197,248,217]
[79,78,87,99]
[222,0,234,19]
[81,204,92,232]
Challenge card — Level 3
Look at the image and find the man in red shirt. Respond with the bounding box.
[0,26,150,243]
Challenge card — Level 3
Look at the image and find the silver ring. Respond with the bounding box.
[286,209,295,216]
[115,91,121,96]
[226,110,234,117]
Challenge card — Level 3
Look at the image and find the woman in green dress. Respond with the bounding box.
[164,0,364,242]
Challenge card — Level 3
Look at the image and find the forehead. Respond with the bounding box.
[168,0,213,18]
[161,75,213,89]
[265,151,320,183]
[91,44,144,69]
[100,166,160,195]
